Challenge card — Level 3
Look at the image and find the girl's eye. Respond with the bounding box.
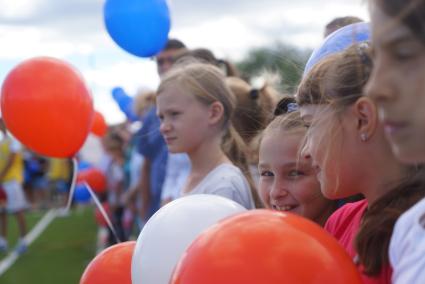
[158,114,164,121]
[260,170,274,177]
[171,111,180,117]
[288,170,304,177]
[392,45,419,61]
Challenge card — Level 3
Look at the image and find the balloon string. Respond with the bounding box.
[84,182,121,244]
[64,158,78,212]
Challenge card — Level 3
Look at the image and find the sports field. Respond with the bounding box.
[0,207,97,284]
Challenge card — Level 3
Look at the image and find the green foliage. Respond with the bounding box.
[236,42,312,93]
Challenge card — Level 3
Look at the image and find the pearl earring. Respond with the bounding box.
[360,133,368,142]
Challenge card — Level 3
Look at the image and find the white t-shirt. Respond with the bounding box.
[183,163,255,209]
[390,197,425,284]
[161,153,191,202]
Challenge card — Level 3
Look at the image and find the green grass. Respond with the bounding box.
[2,210,44,250]
[0,206,97,284]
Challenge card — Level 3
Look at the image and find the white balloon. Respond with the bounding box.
[131,194,247,284]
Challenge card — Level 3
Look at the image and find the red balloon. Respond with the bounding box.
[94,202,111,227]
[172,210,362,284]
[91,111,107,137]
[1,57,94,158]
[80,241,135,284]
[77,168,107,193]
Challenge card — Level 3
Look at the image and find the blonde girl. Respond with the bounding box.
[258,97,338,226]
[156,62,261,209]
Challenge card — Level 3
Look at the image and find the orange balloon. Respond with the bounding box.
[77,168,107,193]
[1,57,93,158]
[91,111,107,137]
[172,210,362,284]
[80,241,135,284]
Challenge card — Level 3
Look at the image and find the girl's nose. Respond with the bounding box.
[270,181,289,200]
[159,121,171,134]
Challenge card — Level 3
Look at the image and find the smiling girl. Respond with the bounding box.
[258,97,337,226]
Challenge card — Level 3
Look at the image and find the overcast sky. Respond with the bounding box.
[0,0,369,123]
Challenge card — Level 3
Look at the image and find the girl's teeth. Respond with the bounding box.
[275,205,293,211]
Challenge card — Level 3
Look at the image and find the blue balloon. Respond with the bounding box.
[78,160,92,171]
[111,87,139,121]
[104,0,171,57]
[304,22,370,75]
[73,184,91,203]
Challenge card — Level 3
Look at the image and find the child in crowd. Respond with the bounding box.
[226,76,279,185]
[297,43,423,283]
[101,129,127,244]
[156,61,261,209]
[365,0,425,283]
[0,119,28,254]
[258,97,338,226]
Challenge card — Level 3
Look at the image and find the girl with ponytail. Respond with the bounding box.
[156,61,260,209]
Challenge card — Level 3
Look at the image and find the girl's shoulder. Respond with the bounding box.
[324,200,368,237]
[194,163,247,192]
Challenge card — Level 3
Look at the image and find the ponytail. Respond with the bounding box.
[217,59,240,77]
[355,168,425,275]
[222,125,263,208]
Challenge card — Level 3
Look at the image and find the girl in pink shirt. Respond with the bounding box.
[297,43,424,283]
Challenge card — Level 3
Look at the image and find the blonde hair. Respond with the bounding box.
[157,61,263,207]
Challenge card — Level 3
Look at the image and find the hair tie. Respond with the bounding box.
[250,89,259,100]
[274,97,299,116]
[357,42,372,66]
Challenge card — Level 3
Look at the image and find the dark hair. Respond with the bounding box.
[375,0,425,43]
[325,16,364,37]
[163,38,186,51]
[274,96,297,116]
[175,48,240,77]
[355,168,425,275]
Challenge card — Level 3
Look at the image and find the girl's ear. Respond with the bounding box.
[353,97,378,142]
[208,101,225,126]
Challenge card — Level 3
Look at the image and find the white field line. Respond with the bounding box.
[0,209,58,276]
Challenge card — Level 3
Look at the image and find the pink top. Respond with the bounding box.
[325,200,392,284]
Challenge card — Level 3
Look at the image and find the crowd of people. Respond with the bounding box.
[2,0,425,282]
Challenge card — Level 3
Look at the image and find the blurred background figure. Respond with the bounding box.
[0,119,28,254]
[323,16,364,38]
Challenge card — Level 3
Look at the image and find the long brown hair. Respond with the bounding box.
[297,43,425,275]
[158,61,263,208]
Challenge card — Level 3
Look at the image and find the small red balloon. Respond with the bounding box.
[77,168,107,193]
[91,111,107,137]
[80,241,135,284]
[172,210,362,284]
[1,57,94,158]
